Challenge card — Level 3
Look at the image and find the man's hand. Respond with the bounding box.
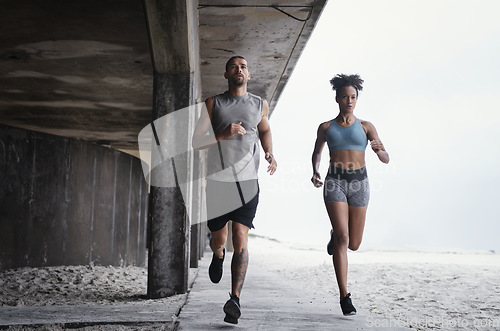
[265,152,277,175]
[229,122,246,137]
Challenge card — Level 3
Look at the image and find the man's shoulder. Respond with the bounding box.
[212,91,262,104]
[211,91,228,101]
[246,92,263,102]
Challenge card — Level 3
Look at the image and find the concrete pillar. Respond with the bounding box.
[147,73,191,297]
[189,149,205,267]
[143,0,201,297]
[190,223,201,268]
[200,223,207,257]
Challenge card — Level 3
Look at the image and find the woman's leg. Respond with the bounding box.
[347,177,369,251]
[325,201,350,299]
[348,205,368,251]
[326,202,368,298]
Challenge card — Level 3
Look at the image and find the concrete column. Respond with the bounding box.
[201,222,207,257]
[143,0,200,297]
[147,73,191,297]
[189,223,201,268]
[189,149,205,267]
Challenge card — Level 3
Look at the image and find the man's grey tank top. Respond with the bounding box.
[206,91,263,182]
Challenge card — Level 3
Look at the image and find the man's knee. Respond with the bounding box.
[210,227,228,249]
[232,225,249,251]
[232,235,248,251]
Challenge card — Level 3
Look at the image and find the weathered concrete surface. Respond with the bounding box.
[199,0,327,113]
[0,0,153,150]
[0,124,148,270]
[0,0,327,150]
[143,0,199,298]
[0,300,184,329]
[177,251,411,331]
[0,268,197,329]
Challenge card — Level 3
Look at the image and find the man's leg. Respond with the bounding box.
[208,224,228,283]
[210,224,228,259]
[223,221,249,324]
[230,222,250,297]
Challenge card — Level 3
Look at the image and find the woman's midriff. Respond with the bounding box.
[329,150,366,170]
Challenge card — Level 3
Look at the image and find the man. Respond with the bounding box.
[192,56,277,324]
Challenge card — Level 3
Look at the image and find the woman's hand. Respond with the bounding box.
[311,171,323,188]
[370,139,385,153]
[370,139,390,164]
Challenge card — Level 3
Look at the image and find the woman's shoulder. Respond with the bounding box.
[359,119,378,136]
[315,120,333,138]
[359,118,375,128]
[319,120,333,130]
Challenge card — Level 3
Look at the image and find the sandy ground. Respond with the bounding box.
[1,235,499,330]
[0,265,149,307]
[248,236,500,330]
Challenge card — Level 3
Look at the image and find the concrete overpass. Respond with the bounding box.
[0,0,327,297]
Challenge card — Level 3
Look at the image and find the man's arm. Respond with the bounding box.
[192,97,248,150]
[192,98,216,151]
[257,100,277,175]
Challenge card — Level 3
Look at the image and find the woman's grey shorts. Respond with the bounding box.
[324,166,370,207]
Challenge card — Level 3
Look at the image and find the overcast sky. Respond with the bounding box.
[253,0,500,251]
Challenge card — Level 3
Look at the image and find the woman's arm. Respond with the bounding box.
[311,122,328,187]
[362,120,390,164]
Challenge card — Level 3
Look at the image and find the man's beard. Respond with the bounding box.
[231,76,245,86]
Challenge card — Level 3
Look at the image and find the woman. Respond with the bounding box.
[311,74,389,315]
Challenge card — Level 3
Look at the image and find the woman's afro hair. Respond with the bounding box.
[329,74,364,95]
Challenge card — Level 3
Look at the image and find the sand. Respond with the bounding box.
[0,265,149,307]
[1,236,499,330]
[248,236,500,330]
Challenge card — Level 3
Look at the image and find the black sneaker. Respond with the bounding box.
[340,293,357,316]
[208,248,225,283]
[327,229,334,255]
[223,294,241,324]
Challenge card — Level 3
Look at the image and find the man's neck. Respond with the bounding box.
[227,85,247,97]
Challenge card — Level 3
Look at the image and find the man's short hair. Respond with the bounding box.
[225,56,246,72]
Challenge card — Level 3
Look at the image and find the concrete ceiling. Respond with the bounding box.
[0,0,326,151]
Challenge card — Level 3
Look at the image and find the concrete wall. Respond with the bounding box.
[0,124,148,270]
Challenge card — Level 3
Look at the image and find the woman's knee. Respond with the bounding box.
[348,239,362,251]
[334,231,349,248]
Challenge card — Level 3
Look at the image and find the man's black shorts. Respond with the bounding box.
[206,179,259,232]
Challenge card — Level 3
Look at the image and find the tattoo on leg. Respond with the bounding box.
[231,247,249,296]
